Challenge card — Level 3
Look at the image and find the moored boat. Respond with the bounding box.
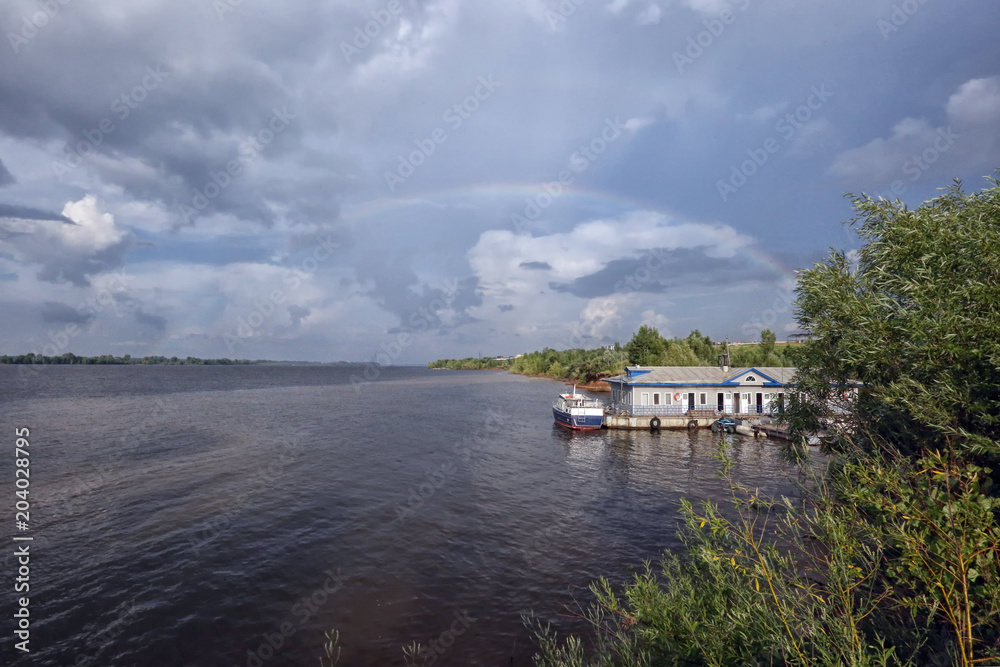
[552,389,605,430]
[711,418,737,433]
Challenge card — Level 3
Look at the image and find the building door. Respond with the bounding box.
[756,392,763,414]
[640,392,649,406]
[688,393,695,411]
[734,392,741,413]
[717,392,724,411]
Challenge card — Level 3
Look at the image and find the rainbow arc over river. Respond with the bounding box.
[341,182,800,285]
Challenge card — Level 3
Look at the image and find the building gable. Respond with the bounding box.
[725,367,783,386]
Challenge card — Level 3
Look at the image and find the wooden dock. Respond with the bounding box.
[601,412,824,444]
[602,409,771,431]
[603,414,708,430]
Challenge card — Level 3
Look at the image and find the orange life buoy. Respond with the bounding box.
[673,392,681,401]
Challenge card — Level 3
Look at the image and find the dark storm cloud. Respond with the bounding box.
[0,0,996,361]
[354,245,483,334]
[383,274,483,335]
[519,261,552,270]
[36,239,133,286]
[548,248,788,299]
[0,2,336,230]
[0,204,133,286]
[288,305,310,328]
[135,308,167,332]
[41,301,94,325]
[0,204,71,223]
[0,159,14,186]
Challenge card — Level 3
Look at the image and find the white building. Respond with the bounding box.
[603,366,796,416]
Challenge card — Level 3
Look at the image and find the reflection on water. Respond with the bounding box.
[0,367,812,666]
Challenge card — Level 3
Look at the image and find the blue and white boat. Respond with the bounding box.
[552,389,605,430]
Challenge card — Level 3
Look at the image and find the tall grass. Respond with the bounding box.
[528,437,1000,667]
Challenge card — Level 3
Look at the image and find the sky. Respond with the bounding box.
[1,0,998,363]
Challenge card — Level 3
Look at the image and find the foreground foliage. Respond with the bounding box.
[530,175,1000,667]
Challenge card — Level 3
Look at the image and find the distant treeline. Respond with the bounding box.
[0,353,365,366]
[428,328,799,384]
[427,357,508,371]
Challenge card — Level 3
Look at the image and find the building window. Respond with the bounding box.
[699,392,707,405]
[653,393,660,405]
[745,375,756,382]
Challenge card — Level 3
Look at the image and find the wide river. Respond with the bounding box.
[0,365,808,665]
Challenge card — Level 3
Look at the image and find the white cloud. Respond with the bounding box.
[743,102,787,124]
[579,294,629,339]
[60,195,128,252]
[605,0,635,15]
[828,117,937,181]
[350,0,462,85]
[638,308,672,336]
[624,116,655,132]
[636,4,663,25]
[0,195,131,285]
[683,0,732,14]
[467,210,753,341]
[945,76,1000,126]
[787,117,833,158]
[828,75,1000,185]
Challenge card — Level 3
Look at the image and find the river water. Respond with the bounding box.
[0,365,807,665]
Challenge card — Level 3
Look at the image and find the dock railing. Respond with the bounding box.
[607,402,781,418]
[606,401,850,418]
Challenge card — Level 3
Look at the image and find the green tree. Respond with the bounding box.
[660,339,701,366]
[684,329,715,363]
[787,176,1000,665]
[789,178,1000,462]
[760,329,776,358]
[625,325,665,366]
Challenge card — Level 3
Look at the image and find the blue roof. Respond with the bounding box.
[603,366,796,387]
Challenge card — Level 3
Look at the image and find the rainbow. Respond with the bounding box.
[340,182,800,285]
[155,183,800,355]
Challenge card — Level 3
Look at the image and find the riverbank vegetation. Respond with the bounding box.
[529,176,1000,666]
[428,330,798,386]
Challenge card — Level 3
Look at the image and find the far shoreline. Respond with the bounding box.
[431,365,613,391]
